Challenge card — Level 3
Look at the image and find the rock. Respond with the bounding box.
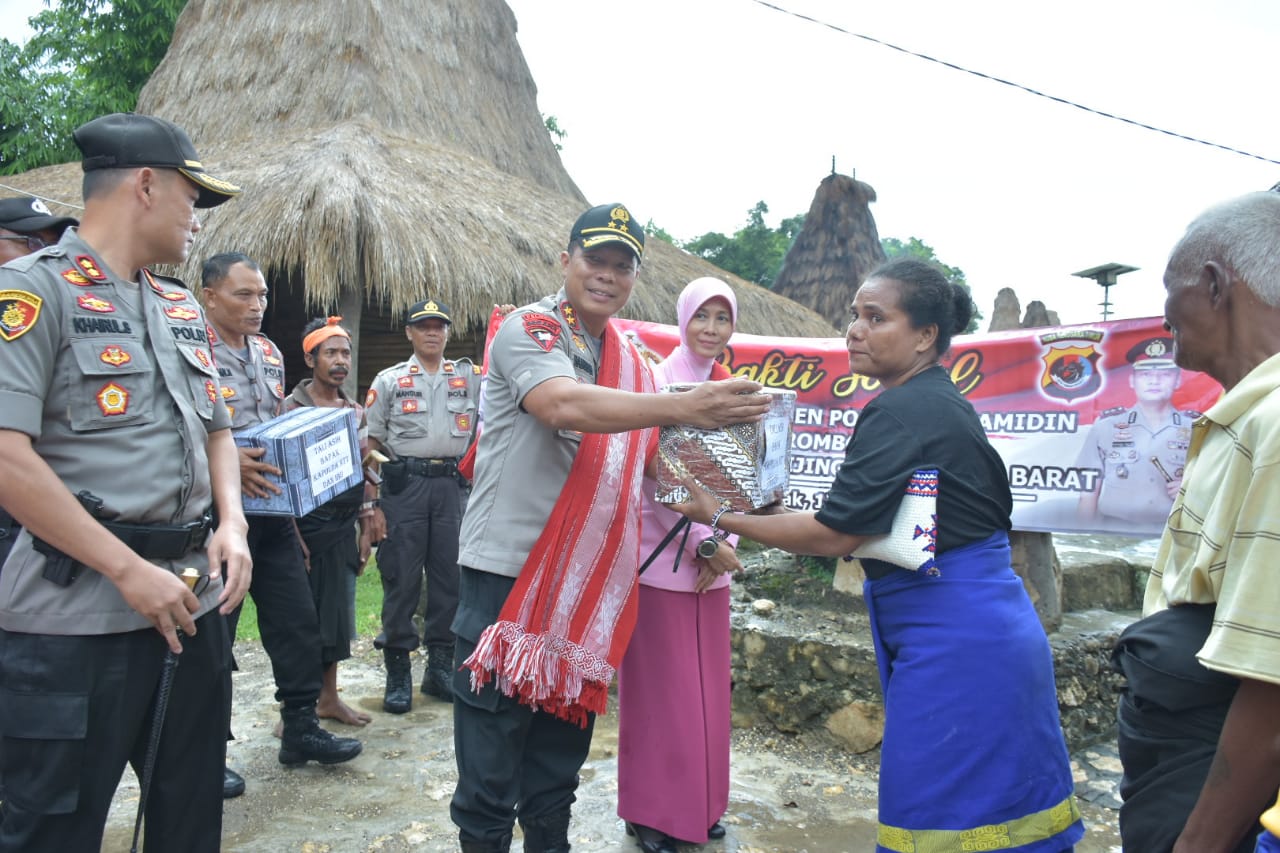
[752,598,777,615]
[824,701,884,753]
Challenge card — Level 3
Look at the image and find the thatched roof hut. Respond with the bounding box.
[772,172,887,330]
[5,0,833,390]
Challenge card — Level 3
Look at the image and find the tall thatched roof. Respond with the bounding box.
[5,0,834,338]
[772,172,887,330]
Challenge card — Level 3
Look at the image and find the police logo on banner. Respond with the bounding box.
[1037,330,1104,402]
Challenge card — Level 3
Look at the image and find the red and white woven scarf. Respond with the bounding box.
[463,320,654,726]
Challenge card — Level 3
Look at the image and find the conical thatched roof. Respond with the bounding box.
[5,0,834,339]
[773,172,887,330]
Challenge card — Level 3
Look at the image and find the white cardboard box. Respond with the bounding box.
[234,406,363,517]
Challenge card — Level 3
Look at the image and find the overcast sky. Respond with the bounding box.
[504,0,1279,325]
[5,0,1277,327]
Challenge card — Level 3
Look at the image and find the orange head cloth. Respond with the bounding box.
[303,316,351,354]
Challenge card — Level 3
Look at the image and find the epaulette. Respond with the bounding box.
[4,244,64,273]
[1099,405,1128,419]
[1181,409,1202,419]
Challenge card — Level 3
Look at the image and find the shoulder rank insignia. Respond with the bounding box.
[560,301,579,332]
[96,382,130,416]
[99,344,132,367]
[443,362,455,374]
[472,364,481,374]
[61,268,92,286]
[77,293,115,313]
[523,312,561,352]
[75,255,108,282]
[0,290,43,342]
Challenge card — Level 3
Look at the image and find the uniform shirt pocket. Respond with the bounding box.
[66,338,154,431]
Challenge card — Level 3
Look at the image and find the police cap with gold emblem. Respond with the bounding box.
[568,203,644,262]
[0,197,78,234]
[1127,336,1177,370]
[73,113,242,209]
[406,299,451,325]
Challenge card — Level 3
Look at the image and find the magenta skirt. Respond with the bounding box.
[617,584,731,843]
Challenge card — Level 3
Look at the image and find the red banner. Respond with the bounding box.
[617,316,1221,538]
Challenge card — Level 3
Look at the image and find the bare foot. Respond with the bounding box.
[318,698,372,727]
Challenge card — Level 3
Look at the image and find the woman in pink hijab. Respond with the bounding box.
[617,277,744,853]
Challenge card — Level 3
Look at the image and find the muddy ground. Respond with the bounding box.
[101,637,1123,852]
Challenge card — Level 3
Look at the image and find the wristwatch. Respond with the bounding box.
[696,536,720,559]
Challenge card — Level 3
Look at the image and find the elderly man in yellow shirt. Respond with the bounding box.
[1113,190,1280,853]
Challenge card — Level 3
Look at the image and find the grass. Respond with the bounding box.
[234,557,384,643]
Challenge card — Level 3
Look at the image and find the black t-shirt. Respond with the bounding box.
[815,365,1012,555]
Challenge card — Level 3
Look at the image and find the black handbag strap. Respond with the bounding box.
[638,515,691,576]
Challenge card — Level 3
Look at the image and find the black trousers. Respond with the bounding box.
[0,611,231,853]
[375,475,463,650]
[1113,603,1255,853]
[226,515,323,706]
[449,566,593,844]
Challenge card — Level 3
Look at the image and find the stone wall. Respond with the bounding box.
[728,545,1144,753]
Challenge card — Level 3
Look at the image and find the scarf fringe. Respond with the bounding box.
[464,620,615,728]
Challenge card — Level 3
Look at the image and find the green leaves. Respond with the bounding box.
[0,0,183,174]
[683,201,795,287]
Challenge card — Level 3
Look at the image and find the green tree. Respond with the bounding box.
[881,236,982,331]
[0,0,184,174]
[643,219,674,244]
[682,201,802,287]
[543,114,566,152]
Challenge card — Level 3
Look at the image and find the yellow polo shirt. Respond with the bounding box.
[1144,351,1280,685]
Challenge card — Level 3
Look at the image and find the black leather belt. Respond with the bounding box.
[403,456,460,478]
[101,513,214,560]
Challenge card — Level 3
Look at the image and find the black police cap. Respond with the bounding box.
[406,299,452,325]
[569,203,644,262]
[73,113,241,209]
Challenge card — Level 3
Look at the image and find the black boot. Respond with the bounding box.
[522,811,571,853]
[459,834,512,853]
[420,642,455,702]
[278,702,363,766]
[383,647,413,714]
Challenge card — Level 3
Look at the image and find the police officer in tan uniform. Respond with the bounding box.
[366,299,480,711]
[202,252,362,781]
[1077,336,1196,528]
[0,113,251,853]
[0,198,79,566]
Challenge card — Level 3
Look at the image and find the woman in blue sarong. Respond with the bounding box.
[671,258,1084,852]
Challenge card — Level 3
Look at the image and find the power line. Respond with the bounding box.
[750,0,1280,167]
[0,181,84,211]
